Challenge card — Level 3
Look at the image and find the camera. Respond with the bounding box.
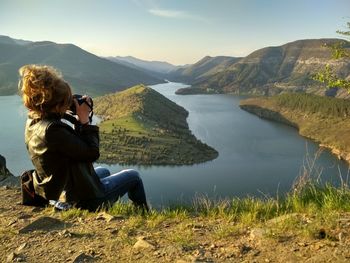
[70,94,93,115]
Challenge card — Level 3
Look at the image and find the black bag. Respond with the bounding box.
[21,170,48,207]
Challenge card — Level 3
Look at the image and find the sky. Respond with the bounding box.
[0,0,349,65]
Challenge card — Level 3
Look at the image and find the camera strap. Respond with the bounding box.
[63,113,80,125]
[83,100,94,123]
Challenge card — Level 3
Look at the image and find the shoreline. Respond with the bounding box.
[239,98,350,165]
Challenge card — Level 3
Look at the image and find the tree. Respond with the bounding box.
[314,22,350,91]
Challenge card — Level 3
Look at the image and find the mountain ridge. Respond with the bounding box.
[107,55,179,74]
[0,36,163,96]
[168,55,241,84]
[175,38,350,97]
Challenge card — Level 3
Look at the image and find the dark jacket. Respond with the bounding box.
[25,113,105,203]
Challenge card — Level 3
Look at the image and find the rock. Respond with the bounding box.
[313,243,325,250]
[72,252,95,263]
[338,232,344,242]
[0,154,19,188]
[250,228,267,239]
[153,250,163,258]
[0,176,20,188]
[133,239,155,250]
[193,248,207,259]
[266,213,299,225]
[16,243,27,252]
[19,216,70,234]
[7,219,17,226]
[316,228,326,239]
[239,244,252,255]
[6,252,25,262]
[31,207,44,213]
[95,212,118,222]
[6,252,17,262]
[184,255,200,263]
[110,229,118,235]
[209,244,217,250]
[58,229,73,237]
[297,242,308,247]
[0,154,7,175]
[164,245,181,257]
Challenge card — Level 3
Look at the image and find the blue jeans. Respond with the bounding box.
[94,167,148,209]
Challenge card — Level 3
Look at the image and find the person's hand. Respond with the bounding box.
[74,95,92,124]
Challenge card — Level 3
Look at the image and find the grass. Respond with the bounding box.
[82,177,350,242]
[95,150,350,242]
[98,113,218,165]
[60,207,90,220]
[51,141,350,244]
[54,146,350,244]
[100,116,148,135]
[94,84,218,165]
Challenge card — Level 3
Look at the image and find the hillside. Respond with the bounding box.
[0,36,163,96]
[239,93,350,163]
[176,39,350,97]
[94,85,218,165]
[168,55,240,84]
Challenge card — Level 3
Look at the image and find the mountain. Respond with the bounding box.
[0,36,163,96]
[0,35,32,46]
[107,56,180,74]
[168,55,241,84]
[94,84,218,165]
[176,39,350,97]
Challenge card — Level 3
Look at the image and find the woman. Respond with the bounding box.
[19,64,148,211]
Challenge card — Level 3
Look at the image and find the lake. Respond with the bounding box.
[1,82,349,207]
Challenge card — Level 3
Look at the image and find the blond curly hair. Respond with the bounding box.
[19,65,72,118]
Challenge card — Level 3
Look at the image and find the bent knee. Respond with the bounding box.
[122,169,141,180]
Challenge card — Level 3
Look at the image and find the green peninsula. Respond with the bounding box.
[239,93,350,163]
[94,85,218,165]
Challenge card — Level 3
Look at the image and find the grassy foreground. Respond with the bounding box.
[2,148,350,262]
[83,173,350,236]
[2,171,350,262]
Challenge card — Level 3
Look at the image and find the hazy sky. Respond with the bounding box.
[1,0,349,65]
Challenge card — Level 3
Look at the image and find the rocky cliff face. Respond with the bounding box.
[0,154,19,187]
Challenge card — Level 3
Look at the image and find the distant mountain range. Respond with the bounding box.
[0,36,163,96]
[106,56,181,74]
[174,39,350,97]
[1,35,349,98]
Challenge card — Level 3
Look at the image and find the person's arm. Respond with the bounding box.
[75,95,92,125]
[46,122,100,162]
[46,95,100,162]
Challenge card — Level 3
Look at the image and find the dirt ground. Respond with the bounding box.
[1,187,350,262]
